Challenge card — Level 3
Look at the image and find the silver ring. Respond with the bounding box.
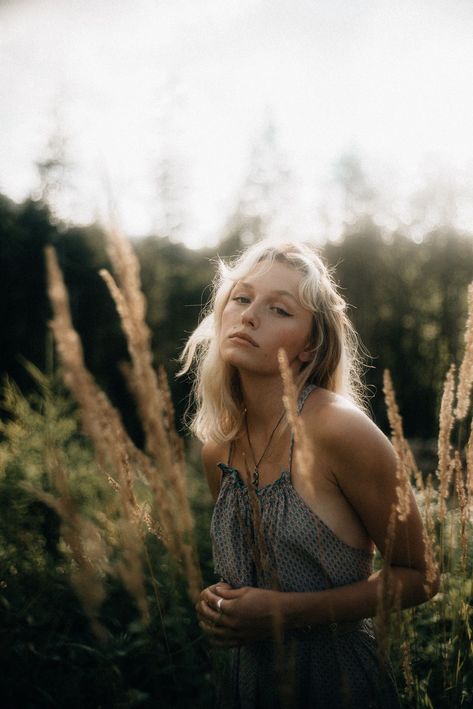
[217,597,224,613]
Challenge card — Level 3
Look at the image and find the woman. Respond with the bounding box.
[181,240,438,708]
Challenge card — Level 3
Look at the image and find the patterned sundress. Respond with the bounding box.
[210,386,400,708]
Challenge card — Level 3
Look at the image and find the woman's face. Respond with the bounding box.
[219,260,314,377]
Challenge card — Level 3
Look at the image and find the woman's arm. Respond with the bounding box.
[197,401,439,646]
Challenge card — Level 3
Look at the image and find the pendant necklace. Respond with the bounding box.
[244,409,285,488]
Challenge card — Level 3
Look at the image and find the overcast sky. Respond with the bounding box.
[2,0,473,247]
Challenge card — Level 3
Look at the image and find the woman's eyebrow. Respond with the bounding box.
[272,289,298,302]
[236,281,254,291]
[236,282,299,303]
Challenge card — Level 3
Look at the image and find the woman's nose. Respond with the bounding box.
[241,303,259,328]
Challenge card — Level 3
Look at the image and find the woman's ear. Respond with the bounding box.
[298,345,314,363]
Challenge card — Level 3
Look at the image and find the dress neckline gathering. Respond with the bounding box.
[217,461,290,492]
[217,461,373,557]
[218,383,373,556]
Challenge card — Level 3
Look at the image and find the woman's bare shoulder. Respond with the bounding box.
[304,388,395,468]
[303,389,427,571]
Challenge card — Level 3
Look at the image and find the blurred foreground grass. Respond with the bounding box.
[0,371,218,708]
[1,370,472,708]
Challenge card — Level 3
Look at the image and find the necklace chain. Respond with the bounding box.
[244,409,285,488]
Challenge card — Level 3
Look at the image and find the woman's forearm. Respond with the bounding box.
[278,566,436,631]
[197,567,437,646]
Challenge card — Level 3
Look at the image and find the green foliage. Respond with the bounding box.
[134,236,215,430]
[2,366,473,706]
[326,220,473,436]
[388,562,473,707]
[1,193,473,439]
[0,371,217,707]
[0,196,54,392]
[1,194,473,705]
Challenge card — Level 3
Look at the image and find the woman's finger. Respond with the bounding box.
[197,599,233,628]
[203,588,226,612]
[199,618,236,641]
[196,589,222,619]
[200,601,237,630]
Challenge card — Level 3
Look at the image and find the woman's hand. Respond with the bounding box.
[195,583,284,647]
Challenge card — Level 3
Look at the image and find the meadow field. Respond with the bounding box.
[1,226,472,708]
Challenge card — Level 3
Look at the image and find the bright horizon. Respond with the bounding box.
[2,0,473,248]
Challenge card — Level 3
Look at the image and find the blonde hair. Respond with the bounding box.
[180,239,367,443]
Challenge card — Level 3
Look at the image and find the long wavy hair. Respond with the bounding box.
[180,239,367,444]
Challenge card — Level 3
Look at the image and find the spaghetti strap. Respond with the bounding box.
[227,440,235,466]
[288,384,317,474]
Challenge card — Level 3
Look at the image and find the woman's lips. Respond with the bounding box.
[229,332,259,347]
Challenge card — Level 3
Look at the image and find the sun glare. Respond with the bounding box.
[1,0,473,246]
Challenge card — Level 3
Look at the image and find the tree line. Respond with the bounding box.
[1,192,472,441]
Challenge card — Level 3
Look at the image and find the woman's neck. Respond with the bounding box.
[238,372,287,432]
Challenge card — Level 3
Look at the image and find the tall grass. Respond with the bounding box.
[45,231,473,705]
[1,230,472,706]
[42,230,202,635]
[379,286,473,707]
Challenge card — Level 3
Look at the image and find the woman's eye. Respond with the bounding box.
[232,295,250,304]
[272,306,291,317]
